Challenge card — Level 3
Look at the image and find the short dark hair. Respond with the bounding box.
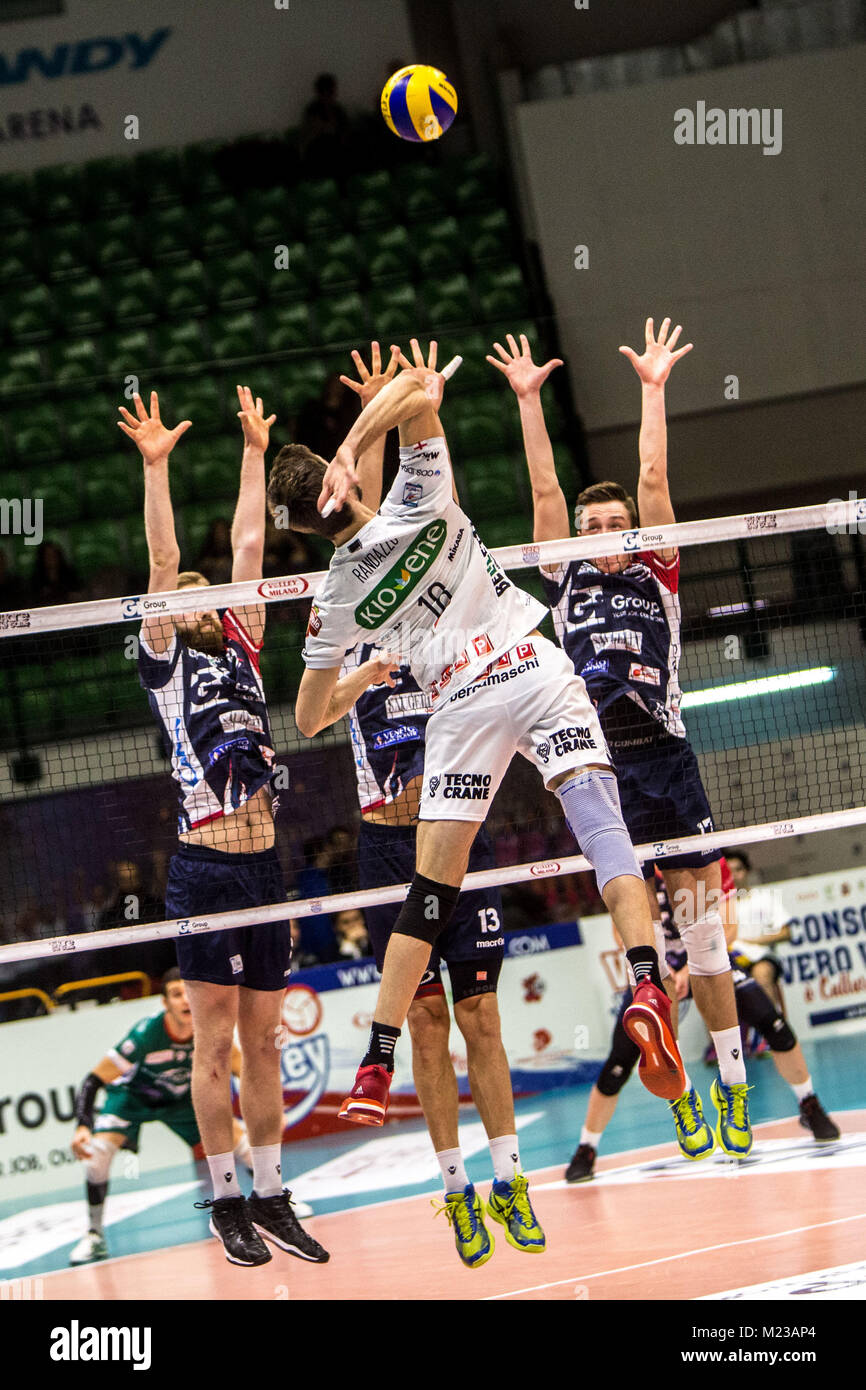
[267,444,355,539]
[575,481,638,529]
[161,967,182,994]
[727,850,752,872]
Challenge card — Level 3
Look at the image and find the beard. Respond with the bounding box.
[177,622,224,656]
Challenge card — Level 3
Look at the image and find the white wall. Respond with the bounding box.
[513,45,866,430]
[0,0,414,171]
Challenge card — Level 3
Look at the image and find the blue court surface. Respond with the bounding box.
[2,1034,863,1283]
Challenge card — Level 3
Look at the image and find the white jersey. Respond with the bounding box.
[303,437,546,705]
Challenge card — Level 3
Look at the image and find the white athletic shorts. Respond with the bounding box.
[419,633,611,822]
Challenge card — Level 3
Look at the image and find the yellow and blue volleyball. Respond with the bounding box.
[381,64,457,143]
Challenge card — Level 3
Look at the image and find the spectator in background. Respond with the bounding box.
[31,541,81,607]
[0,549,27,612]
[333,908,371,960]
[197,518,233,587]
[293,837,338,962]
[263,512,316,581]
[97,859,173,985]
[299,72,350,178]
[324,824,357,895]
[289,920,320,970]
[295,375,357,466]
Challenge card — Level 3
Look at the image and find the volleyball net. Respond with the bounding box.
[0,496,864,969]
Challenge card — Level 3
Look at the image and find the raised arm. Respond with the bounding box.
[619,317,693,546]
[231,384,276,645]
[118,390,191,654]
[487,333,569,544]
[296,652,398,739]
[339,342,399,510]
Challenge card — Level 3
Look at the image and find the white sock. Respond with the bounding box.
[436,1147,469,1194]
[580,1127,603,1149]
[251,1143,283,1197]
[713,1026,747,1086]
[791,1076,815,1103]
[207,1151,240,1201]
[489,1133,520,1184]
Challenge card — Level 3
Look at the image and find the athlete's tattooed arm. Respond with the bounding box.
[488,333,569,553]
[619,316,693,558]
[118,390,191,654]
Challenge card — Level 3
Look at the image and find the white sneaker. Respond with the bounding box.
[289,1194,313,1219]
[69,1230,108,1266]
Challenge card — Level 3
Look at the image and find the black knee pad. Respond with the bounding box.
[737,980,797,1052]
[393,873,461,947]
[448,957,503,1004]
[596,1012,640,1096]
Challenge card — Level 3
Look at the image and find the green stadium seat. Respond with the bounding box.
[396,163,445,221]
[66,392,120,457]
[259,241,313,302]
[317,233,363,289]
[84,157,135,215]
[168,375,224,429]
[6,285,56,342]
[187,436,241,501]
[0,346,45,394]
[0,471,25,501]
[183,141,229,201]
[451,155,500,214]
[278,360,329,415]
[207,250,261,308]
[0,173,33,229]
[422,273,473,329]
[90,214,141,272]
[245,186,296,244]
[438,331,492,394]
[448,394,511,455]
[297,179,344,238]
[262,301,310,352]
[132,148,185,206]
[365,224,413,282]
[195,195,244,254]
[125,524,151,582]
[351,169,399,229]
[42,224,91,280]
[0,228,38,287]
[477,265,530,320]
[142,205,193,264]
[57,676,107,733]
[7,684,55,740]
[473,514,525,550]
[67,520,127,579]
[108,268,160,327]
[102,327,154,379]
[153,318,206,370]
[6,404,63,464]
[207,310,259,360]
[368,283,418,339]
[180,501,233,560]
[412,216,462,278]
[33,164,84,222]
[35,463,83,525]
[82,455,140,519]
[48,337,102,386]
[158,261,209,317]
[315,291,365,345]
[465,208,513,263]
[54,276,107,334]
[463,453,525,519]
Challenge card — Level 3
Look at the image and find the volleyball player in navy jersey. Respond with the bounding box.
[335,345,537,1268]
[495,322,752,1158]
[119,386,327,1269]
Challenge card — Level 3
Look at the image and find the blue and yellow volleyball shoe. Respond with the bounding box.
[669,1086,716,1161]
[433,1185,495,1269]
[710,1078,753,1157]
[486,1174,546,1254]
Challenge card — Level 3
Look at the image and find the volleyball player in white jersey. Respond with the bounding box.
[493,322,752,1158]
[267,339,686,1172]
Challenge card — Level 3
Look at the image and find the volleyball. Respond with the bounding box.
[381,63,458,142]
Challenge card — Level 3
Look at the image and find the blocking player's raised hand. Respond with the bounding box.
[340,341,400,408]
[118,391,191,464]
[486,333,563,398]
[236,384,277,452]
[619,317,693,386]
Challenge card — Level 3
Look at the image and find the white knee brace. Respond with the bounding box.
[678,911,729,976]
[85,1136,116,1184]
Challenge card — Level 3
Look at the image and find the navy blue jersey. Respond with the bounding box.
[139,608,276,834]
[344,643,430,812]
[542,551,685,738]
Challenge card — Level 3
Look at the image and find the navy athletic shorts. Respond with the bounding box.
[358,820,504,995]
[606,734,721,879]
[167,843,292,991]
